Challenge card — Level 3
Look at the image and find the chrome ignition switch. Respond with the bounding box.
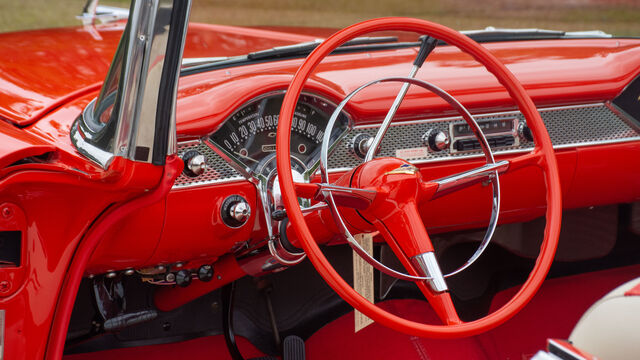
[221,195,251,228]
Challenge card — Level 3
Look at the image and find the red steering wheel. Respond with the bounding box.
[276,17,562,338]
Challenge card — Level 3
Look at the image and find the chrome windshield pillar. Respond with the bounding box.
[72,0,191,168]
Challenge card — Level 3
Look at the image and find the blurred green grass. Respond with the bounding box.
[1,0,639,36]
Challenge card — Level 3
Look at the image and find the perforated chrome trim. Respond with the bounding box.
[173,102,640,188]
[173,141,244,188]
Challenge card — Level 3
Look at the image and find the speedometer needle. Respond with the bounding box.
[233,151,259,164]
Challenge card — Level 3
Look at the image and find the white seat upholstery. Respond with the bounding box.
[569,277,640,360]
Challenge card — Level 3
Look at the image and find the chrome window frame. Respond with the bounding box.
[71,0,191,169]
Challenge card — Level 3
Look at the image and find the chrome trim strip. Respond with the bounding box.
[433,160,509,198]
[411,252,448,292]
[71,115,115,168]
[173,102,640,187]
[352,102,610,129]
[267,237,306,266]
[606,101,640,133]
[172,177,247,189]
[326,136,640,173]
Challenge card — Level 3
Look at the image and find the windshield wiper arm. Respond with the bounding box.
[181,36,399,69]
[460,27,612,42]
[247,36,399,60]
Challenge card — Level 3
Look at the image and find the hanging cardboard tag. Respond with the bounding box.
[353,233,374,332]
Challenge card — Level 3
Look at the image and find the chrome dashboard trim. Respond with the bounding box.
[173,102,640,188]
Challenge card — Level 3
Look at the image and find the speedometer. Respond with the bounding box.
[210,92,350,177]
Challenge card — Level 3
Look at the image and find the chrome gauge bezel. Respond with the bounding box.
[205,90,353,181]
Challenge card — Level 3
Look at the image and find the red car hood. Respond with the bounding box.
[0,22,314,127]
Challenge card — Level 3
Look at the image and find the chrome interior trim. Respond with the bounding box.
[73,0,192,168]
[411,252,448,292]
[364,65,419,161]
[432,160,509,199]
[174,140,245,188]
[606,101,640,133]
[267,237,306,266]
[70,113,115,168]
[173,102,640,188]
[317,76,501,281]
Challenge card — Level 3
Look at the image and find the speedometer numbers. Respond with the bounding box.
[210,93,349,177]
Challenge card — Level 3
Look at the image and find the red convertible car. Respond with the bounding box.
[1,0,639,359]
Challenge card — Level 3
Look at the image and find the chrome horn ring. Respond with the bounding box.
[318,76,501,281]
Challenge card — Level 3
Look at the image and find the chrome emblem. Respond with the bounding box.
[385,163,419,175]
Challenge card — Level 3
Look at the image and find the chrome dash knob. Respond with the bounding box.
[348,133,374,159]
[518,122,534,142]
[182,150,207,177]
[423,129,450,152]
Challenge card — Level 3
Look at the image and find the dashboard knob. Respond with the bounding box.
[349,133,374,159]
[182,150,207,177]
[230,201,251,223]
[197,265,214,282]
[221,195,251,228]
[518,122,534,142]
[423,129,450,151]
[175,270,192,287]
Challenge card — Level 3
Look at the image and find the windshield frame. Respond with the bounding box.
[72,0,191,169]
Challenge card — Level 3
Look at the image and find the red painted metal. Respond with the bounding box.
[0,120,55,169]
[45,156,182,360]
[276,17,562,338]
[0,157,163,360]
[0,22,312,127]
[145,181,258,267]
[0,203,28,298]
[0,13,637,359]
[4,23,639,133]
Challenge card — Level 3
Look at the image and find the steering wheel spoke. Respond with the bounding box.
[372,204,462,324]
[426,160,508,200]
[294,182,378,210]
[424,148,545,200]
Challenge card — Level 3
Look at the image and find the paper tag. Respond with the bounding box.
[353,233,374,332]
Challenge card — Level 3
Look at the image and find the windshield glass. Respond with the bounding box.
[188,0,639,37]
[1,1,638,41]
